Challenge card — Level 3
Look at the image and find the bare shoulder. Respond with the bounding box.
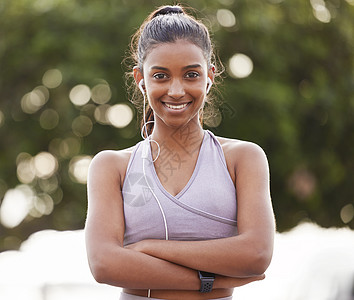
[88,146,135,185]
[91,146,134,165]
[215,136,268,169]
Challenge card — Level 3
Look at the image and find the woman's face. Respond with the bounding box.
[138,39,212,130]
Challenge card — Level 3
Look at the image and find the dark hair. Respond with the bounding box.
[125,5,222,136]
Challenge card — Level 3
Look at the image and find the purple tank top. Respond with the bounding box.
[122,130,237,246]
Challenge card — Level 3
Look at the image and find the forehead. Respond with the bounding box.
[143,40,207,70]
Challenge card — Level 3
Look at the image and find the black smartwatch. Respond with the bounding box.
[198,271,215,293]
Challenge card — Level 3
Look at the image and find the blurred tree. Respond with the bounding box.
[0,0,353,251]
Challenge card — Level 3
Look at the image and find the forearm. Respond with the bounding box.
[89,243,199,290]
[128,235,272,277]
[88,241,264,290]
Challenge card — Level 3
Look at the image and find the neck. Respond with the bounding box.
[150,120,205,159]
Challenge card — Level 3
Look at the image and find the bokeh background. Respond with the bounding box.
[0,0,353,253]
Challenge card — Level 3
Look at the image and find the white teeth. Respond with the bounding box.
[165,103,188,110]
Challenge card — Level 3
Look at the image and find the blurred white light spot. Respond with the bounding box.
[51,187,63,205]
[94,104,110,124]
[33,0,58,13]
[42,69,62,89]
[69,156,92,184]
[38,176,59,194]
[33,152,58,179]
[71,115,93,137]
[80,103,96,119]
[91,83,112,104]
[48,138,62,157]
[59,137,81,159]
[340,204,354,224]
[107,104,133,128]
[35,85,50,101]
[310,0,325,8]
[228,53,253,78]
[216,9,236,27]
[0,185,34,228]
[310,0,331,23]
[0,110,5,128]
[16,153,36,184]
[345,0,354,5]
[69,84,91,106]
[39,109,59,130]
[313,6,331,23]
[16,152,32,165]
[33,194,54,216]
[21,88,47,114]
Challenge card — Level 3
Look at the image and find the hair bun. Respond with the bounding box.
[152,6,184,18]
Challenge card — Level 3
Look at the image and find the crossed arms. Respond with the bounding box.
[85,141,275,291]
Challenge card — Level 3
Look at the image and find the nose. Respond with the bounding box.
[167,79,185,99]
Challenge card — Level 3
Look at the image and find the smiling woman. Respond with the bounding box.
[85,4,275,300]
[126,5,221,137]
[133,40,212,132]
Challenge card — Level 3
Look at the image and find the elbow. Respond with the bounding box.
[228,243,273,277]
[91,267,107,284]
[251,252,272,275]
[88,251,122,285]
[88,255,110,284]
[246,246,273,276]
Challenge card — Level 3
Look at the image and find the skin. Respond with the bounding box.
[85,39,275,299]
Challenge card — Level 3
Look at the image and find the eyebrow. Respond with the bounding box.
[150,64,203,71]
[182,64,202,70]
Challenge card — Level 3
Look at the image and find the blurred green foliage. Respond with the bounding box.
[0,0,353,251]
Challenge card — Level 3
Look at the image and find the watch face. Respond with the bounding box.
[199,271,215,278]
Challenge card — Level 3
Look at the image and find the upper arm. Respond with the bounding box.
[85,150,129,266]
[233,142,275,255]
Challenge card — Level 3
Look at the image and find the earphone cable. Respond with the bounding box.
[142,156,169,241]
[141,91,160,162]
[141,86,167,239]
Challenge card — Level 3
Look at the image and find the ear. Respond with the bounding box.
[133,66,144,86]
[208,64,216,84]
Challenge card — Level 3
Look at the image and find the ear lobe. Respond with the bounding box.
[206,65,215,94]
[208,64,216,81]
[209,64,216,74]
[206,77,213,94]
[138,79,145,95]
[133,66,144,86]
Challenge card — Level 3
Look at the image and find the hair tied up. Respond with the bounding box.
[152,5,184,18]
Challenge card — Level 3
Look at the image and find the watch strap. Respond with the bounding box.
[198,271,215,293]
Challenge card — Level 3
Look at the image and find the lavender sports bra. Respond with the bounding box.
[122,130,237,246]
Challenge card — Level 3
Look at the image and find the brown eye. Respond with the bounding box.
[185,72,199,78]
[153,73,168,79]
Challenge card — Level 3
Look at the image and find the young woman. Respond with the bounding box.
[85,5,275,300]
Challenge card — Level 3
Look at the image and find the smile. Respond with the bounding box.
[164,103,190,110]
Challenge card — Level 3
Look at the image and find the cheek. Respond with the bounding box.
[189,83,207,100]
[146,85,166,106]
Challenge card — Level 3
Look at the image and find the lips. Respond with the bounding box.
[163,102,191,110]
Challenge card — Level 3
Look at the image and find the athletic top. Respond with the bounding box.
[122,130,237,246]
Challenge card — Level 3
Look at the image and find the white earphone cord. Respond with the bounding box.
[141,90,167,238]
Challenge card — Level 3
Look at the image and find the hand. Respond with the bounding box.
[215,273,265,288]
[124,240,150,252]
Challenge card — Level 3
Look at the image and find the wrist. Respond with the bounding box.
[198,271,215,293]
